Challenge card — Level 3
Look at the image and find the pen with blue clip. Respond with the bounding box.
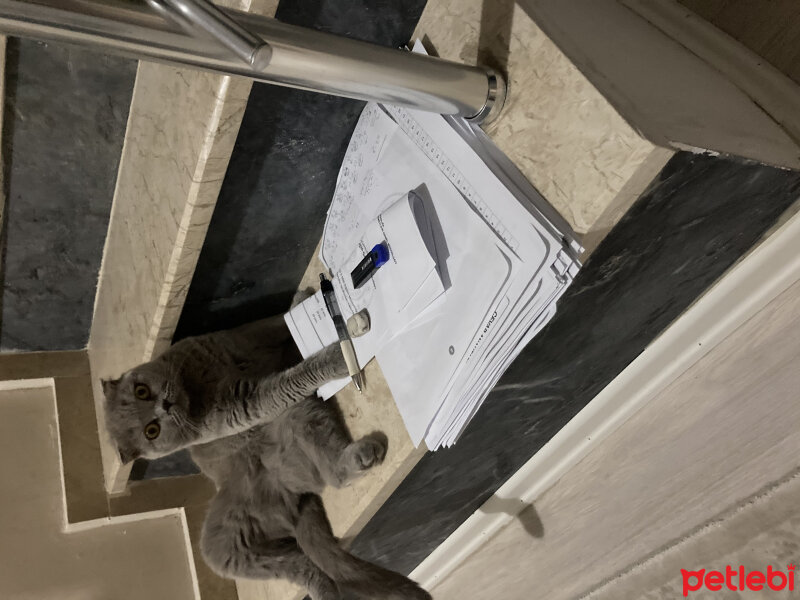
[320,273,364,392]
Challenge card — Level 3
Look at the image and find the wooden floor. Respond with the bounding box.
[680,0,800,85]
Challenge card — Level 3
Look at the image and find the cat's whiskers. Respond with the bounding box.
[171,409,200,440]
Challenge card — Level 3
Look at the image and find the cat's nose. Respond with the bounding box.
[162,399,173,413]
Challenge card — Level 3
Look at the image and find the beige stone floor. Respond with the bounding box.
[414,0,673,252]
[588,469,800,599]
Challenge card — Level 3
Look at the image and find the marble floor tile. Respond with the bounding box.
[414,0,671,239]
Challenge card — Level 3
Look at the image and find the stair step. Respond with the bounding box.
[87,0,280,495]
[0,362,199,600]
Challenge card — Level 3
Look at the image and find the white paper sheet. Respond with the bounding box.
[285,179,447,399]
[321,105,400,271]
[284,290,349,399]
[333,191,444,355]
[285,84,582,446]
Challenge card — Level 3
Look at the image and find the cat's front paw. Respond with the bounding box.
[320,343,349,379]
[352,432,387,471]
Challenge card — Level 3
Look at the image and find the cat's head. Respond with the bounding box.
[101,360,193,463]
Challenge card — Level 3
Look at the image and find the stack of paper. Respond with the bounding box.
[286,190,446,398]
[285,99,581,450]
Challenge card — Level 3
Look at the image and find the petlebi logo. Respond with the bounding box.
[681,564,795,597]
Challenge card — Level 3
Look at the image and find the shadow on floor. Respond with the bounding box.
[479,496,545,539]
[478,0,515,77]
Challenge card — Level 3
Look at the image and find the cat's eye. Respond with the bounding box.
[134,383,151,400]
[144,421,160,440]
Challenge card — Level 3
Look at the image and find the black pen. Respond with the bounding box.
[320,273,364,392]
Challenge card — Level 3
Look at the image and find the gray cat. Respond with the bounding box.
[101,315,431,600]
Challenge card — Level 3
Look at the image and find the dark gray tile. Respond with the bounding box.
[1,39,135,351]
[129,449,200,481]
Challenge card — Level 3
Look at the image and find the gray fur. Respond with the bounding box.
[102,315,430,600]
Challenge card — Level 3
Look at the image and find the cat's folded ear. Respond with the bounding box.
[118,446,141,464]
[101,378,120,399]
